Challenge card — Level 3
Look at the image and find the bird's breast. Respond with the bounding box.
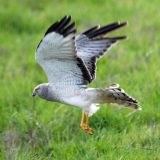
[62,95,90,108]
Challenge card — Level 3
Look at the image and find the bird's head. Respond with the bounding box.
[32,83,49,98]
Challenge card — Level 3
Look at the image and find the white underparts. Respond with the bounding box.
[84,104,99,117]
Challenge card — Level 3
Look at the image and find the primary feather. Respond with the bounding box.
[36,16,91,85]
[34,15,141,118]
[75,22,127,80]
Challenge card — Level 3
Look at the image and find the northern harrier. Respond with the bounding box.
[32,16,141,135]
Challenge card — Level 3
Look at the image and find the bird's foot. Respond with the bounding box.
[80,124,94,135]
[80,123,87,130]
[85,127,94,135]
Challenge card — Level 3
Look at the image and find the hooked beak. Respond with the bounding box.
[32,91,36,97]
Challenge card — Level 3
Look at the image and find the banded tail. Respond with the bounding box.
[104,84,141,110]
[91,84,141,110]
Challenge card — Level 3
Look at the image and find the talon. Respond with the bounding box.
[85,127,94,135]
[80,112,94,135]
[80,124,87,130]
[81,125,94,135]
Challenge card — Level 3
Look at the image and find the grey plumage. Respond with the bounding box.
[75,22,127,80]
[33,15,141,118]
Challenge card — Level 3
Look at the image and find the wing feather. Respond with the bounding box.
[76,22,127,80]
[36,16,92,86]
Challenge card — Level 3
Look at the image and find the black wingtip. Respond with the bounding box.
[44,15,76,37]
[118,21,128,27]
[82,26,99,35]
[84,21,127,38]
[114,21,128,25]
[107,36,127,40]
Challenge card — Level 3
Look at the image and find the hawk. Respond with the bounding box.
[32,16,141,135]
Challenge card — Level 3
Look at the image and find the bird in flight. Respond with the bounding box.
[32,16,141,135]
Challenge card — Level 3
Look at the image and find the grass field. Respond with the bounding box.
[0,0,160,159]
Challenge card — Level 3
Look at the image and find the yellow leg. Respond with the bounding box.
[85,115,93,135]
[80,112,87,129]
[86,114,89,126]
[80,112,93,135]
[80,112,85,127]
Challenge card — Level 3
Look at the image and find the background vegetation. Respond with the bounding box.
[0,0,160,159]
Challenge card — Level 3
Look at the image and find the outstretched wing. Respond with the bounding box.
[76,22,127,80]
[36,16,92,86]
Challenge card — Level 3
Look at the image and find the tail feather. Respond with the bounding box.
[105,83,141,110]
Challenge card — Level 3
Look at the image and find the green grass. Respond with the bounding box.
[0,0,160,159]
